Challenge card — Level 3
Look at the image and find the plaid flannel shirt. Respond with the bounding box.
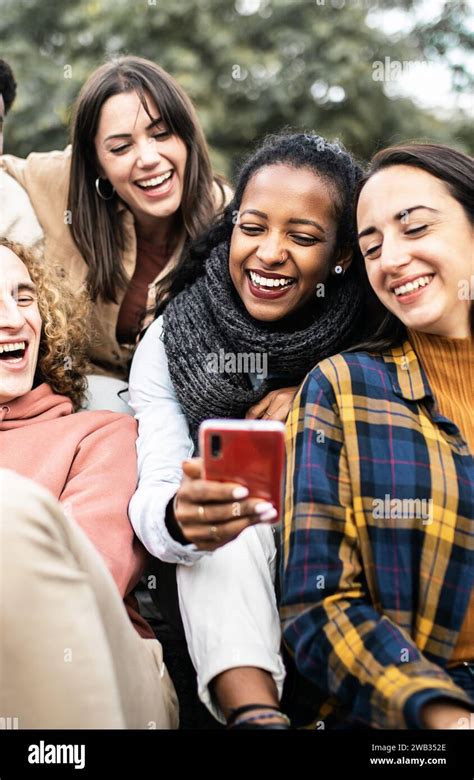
[281,340,474,729]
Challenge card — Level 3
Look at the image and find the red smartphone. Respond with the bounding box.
[199,419,286,523]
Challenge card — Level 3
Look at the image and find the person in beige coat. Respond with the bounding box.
[2,57,229,396]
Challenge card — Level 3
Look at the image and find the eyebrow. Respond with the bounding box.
[17,282,37,294]
[358,205,440,240]
[240,209,326,233]
[0,282,37,299]
[103,116,164,143]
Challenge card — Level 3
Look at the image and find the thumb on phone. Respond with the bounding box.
[182,457,204,480]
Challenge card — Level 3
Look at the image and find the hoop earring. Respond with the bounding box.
[95,177,115,201]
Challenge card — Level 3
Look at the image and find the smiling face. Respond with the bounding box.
[0,246,42,404]
[357,165,474,339]
[94,90,188,236]
[229,164,351,322]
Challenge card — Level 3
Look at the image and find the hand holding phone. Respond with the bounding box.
[172,420,285,551]
[200,419,285,520]
[173,458,277,551]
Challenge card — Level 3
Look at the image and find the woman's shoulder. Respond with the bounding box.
[130,315,167,384]
[2,146,71,188]
[2,147,74,248]
[0,167,43,245]
[72,407,138,444]
[140,314,164,343]
[304,348,398,400]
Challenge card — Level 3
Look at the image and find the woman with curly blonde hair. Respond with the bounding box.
[0,240,178,729]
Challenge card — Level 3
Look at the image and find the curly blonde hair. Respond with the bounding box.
[1,239,91,410]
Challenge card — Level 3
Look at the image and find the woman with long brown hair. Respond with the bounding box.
[2,56,229,403]
[281,142,474,729]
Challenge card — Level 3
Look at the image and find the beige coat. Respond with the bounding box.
[2,148,230,379]
[0,167,43,246]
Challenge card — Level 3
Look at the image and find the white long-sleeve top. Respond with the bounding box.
[128,316,207,564]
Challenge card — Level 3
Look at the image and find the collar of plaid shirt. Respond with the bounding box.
[384,340,470,451]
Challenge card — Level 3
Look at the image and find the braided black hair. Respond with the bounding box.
[0,59,17,114]
[157,131,364,312]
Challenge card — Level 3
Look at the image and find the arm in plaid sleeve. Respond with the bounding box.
[280,368,473,729]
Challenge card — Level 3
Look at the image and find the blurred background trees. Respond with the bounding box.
[1,0,472,174]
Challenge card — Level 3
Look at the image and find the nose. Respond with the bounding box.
[0,290,26,330]
[379,234,412,275]
[136,137,161,168]
[255,232,288,267]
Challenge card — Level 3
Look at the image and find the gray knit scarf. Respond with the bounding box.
[163,240,362,444]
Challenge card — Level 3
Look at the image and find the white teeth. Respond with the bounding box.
[0,341,26,354]
[249,271,294,288]
[394,275,433,297]
[136,171,172,188]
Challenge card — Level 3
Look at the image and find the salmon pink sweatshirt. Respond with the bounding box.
[0,383,153,638]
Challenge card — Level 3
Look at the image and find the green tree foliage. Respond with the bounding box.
[1,0,472,173]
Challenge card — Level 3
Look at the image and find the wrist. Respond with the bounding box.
[165,494,189,544]
[421,700,471,729]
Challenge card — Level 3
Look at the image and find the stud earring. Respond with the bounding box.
[333,265,344,275]
[95,177,115,201]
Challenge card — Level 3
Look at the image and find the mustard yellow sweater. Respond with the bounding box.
[409,330,473,663]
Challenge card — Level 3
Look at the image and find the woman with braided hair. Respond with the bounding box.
[128,131,365,727]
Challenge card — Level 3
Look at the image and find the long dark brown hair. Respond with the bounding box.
[351,142,474,352]
[68,56,225,304]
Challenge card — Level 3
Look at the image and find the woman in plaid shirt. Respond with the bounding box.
[281,143,474,730]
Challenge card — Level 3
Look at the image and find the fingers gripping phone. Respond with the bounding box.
[199,419,286,523]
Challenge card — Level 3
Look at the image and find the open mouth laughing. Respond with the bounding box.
[0,340,28,364]
[134,169,174,194]
[246,269,297,299]
[390,273,435,302]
